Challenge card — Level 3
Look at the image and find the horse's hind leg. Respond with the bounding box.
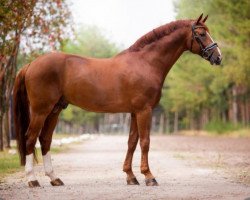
[25,112,48,187]
[39,108,64,186]
[123,113,140,185]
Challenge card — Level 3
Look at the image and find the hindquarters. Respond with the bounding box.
[24,53,66,154]
[14,53,67,165]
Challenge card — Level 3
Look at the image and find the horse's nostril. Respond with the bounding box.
[216,56,222,65]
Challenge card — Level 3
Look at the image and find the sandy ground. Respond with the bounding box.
[0,135,250,200]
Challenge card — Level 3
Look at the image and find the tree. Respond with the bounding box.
[0,0,73,150]
[159,0,250,132]
[62,26,119,58]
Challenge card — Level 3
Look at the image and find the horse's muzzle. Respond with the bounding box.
[206,51,222,65]
[210,54,222,65]
[214,55,222,65]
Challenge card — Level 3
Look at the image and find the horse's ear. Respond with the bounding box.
[196,13,203,24]
[203,15,208,23]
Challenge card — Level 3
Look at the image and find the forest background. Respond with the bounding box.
[0,0,249,150]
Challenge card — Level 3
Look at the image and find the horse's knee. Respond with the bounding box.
[128,142,137,152]
[123,164,131,173]
[140,140,150,152]
[128,135,138,150]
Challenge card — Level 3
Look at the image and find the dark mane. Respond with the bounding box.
[129,20,192,51]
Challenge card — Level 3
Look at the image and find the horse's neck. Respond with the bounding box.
[140,28,188,79]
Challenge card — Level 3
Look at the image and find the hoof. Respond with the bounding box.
[127,177,140,185]
[50,178,64,186]
[145,178,159,186]
[28,180,41,188]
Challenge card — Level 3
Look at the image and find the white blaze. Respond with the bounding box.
[43,152,57,181]
[206,31,222,56]
[25,154,36,181]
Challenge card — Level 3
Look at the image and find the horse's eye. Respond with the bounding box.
[200,32,206,37]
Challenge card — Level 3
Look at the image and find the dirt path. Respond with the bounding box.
[0,135,250,200]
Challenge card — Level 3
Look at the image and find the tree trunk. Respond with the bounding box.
[94,116,99,133]
[189,111,194,130]
[246,97,250,125]
[166,111,170,134]
[0,67,4,151]
[0,114,3,151]
[3,111,10,148]
[232,86,238,125]
[201,108,209,129]
[240,100,246,126]
[174,111,179,133]
[158,113,164,134]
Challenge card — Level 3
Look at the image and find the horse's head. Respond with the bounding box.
[187,14,222,65]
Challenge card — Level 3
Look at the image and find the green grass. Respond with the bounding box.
[0,134,84,180]
[200,119,250,137]
[0,151,22,178]
[0,144,70,180]
[204,120,244,134]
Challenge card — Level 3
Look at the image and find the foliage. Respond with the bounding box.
[0,151,21,176]
[62,26,119,58]
[0,0,73,150]
[160,0,250,131]
[173,0,250,87]
[204,120,241,134]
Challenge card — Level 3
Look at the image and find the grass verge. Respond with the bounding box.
[0,151,21,179]
[178,128,250,137]
[0,144,70,181]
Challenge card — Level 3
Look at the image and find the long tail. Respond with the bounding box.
[13,65,36,166]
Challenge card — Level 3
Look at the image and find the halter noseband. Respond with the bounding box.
[190,24,218,60]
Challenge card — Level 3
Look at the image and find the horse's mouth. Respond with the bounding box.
[210,57,222,65]
[208,53,222,65]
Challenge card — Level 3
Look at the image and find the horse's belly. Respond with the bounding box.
[64,82,160,113]
[67,92,132,113]
[63,79,132,113]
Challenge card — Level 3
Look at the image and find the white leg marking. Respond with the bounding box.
[25,154,36,182]
[43,152,57,181]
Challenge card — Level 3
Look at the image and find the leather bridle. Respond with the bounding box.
[190,24,218,60]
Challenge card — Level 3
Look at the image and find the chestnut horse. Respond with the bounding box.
[13,14,222,187]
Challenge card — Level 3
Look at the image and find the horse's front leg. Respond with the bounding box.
[136,107,159,186]
[123,113,139,185]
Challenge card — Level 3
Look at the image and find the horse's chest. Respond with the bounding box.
[129,84,162,110]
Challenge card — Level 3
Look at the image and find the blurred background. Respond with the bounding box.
[0,0,249,151]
